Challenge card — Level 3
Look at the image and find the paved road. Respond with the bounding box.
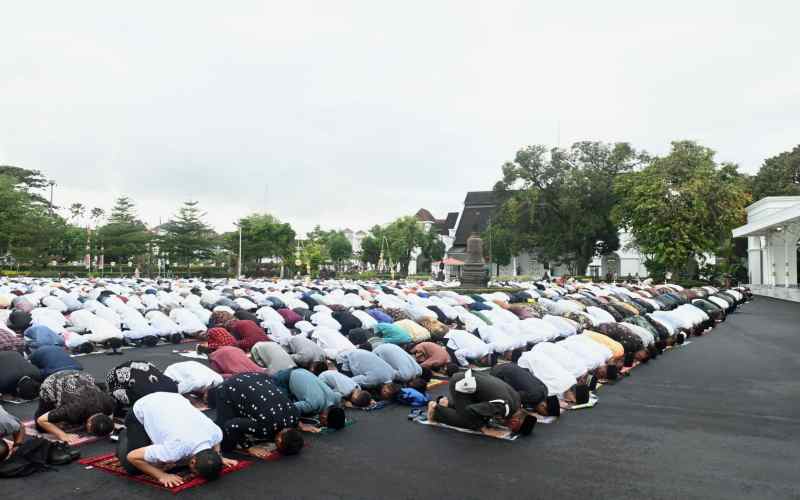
[5,297,800,500]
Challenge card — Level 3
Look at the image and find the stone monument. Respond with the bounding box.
[461,231,488,288]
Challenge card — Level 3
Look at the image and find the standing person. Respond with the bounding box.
[212,373,305,458]
[117,392,237,487]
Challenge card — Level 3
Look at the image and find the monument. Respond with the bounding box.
[461,231,489,287]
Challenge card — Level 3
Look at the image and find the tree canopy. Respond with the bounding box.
[613,141,751,276]
[491,141,648,274]
[159,201,217,267]
[224,213,296,273]
[751,145,800,201]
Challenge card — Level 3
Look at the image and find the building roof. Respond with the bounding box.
[463,191,498,206]
[415,208,436,222]
[732,196,800,237]
[451,191,513,247]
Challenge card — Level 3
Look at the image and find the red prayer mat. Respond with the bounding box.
[79,453,253,494]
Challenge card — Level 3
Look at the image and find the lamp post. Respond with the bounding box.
[48,180,55,215]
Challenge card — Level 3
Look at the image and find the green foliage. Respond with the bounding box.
[360,235,381,266]
[98,197,151,265]
[159,201,217,267]
[614,141,751,275]
[751,145,800,201]
[225,213,296,274]
[376,216,445,275]
[493,141,646,274]
[327,232,353,265]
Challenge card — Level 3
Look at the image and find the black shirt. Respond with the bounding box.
[0,351,41,394]
[213,372,299,440]
[490,363,547,408]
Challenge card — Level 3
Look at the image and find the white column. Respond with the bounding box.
[785,232,791,287]
[747,236,762,285]
[512,256,517,277]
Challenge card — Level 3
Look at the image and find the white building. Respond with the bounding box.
[733,196,800,301]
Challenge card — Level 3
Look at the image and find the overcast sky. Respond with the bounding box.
[2,1,798,235]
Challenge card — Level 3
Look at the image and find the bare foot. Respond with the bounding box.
[426,401,437,422]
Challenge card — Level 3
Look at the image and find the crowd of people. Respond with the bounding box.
[0,276,750,486]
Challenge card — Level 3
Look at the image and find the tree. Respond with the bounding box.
[493,141,647,274]
[225,213,296,274]
[381,216,439,275]
[360,235,381,266]
[613,141,751,277]
[327,232,353,269]
[98,197,151,266]
[0,166,50,205]
[483,221,514,275]
[159,201,216,267]
[751,145,800,201]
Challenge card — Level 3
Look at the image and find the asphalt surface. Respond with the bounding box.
[4,297,800,500]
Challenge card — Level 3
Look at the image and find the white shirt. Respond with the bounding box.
[351,310,378,330]
[264,320,292,346]
[312,327,356,359]
[68,309,123,342]
[146,311,181,335]
[518,349,577,397]
[516,318,560,343]
[134,392,222,465]
[169,308,206,334]
[543,315,578,338]
[558,334,612,370]
[444,330,491,366]
[532,341,587,379]
[476,326,525,353]
[164,361,223,394]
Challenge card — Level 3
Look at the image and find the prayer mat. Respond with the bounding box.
[348,400,390,412]
[535,414,558,424]
[22,420,115,447]
[79,453,253,494]
[0,395,34,405]
[426,379,448,390]
[72,345,136,358]
[408,410,519,441]
[299,416,355,433]
[231,442,308,461]
[562,394,599,411]
[173,350,208,360]
[430,370,449,379]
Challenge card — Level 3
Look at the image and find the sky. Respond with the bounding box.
[2,1,798,235]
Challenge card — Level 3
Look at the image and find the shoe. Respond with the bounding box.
[48,442,76,465]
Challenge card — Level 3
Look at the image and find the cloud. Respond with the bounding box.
[1,1,798,234]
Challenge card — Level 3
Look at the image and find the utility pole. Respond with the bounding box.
[48,180,55,215]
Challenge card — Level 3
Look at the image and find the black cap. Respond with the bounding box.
[546,395,561,417]
[575,384,590,404]
[623,352,635,367]
[326,406,346,430]
[518,415,536,436]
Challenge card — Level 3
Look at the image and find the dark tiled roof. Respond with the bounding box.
[444,212,459,229]
[451,191,513,247]
[463,191,498,206]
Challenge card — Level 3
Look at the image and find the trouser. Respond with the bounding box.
[117,411,152,475]
[446,347,460,366]
[215,396,278,452]
[432,373,483,431]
